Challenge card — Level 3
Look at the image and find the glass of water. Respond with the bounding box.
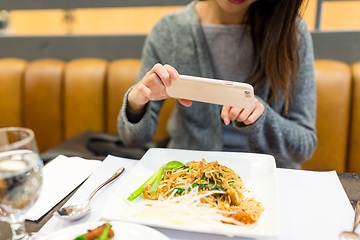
[0,127,43,240]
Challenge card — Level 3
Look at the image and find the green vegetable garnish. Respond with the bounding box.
[75,223,111,240]
[212,185,225,191]
[127,161,184,201]
[172,182,225,195]
[75,235,87,240]
[95,223,111,240]
[174,187,185,194]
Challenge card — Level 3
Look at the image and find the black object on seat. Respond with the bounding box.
[40,130,170,163]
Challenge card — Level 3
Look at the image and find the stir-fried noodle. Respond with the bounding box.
[143,159,264,225]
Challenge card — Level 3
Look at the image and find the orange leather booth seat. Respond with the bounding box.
[348,61,360,173]
[302,60,352,172]
[0,58,358,172]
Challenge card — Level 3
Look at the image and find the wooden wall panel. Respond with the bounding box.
[8,6,183,36]
[322,2,360,31]
[301,0,317,31]
[72,6,184,35]
[9,1,360,35]
[9,10,68,35]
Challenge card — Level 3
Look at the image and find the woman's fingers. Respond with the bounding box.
[221,106,244,125]
[164,65,193,107]
[164,64,179,85]
[150,63,170,84]
[221,98,265,125]
[178,98,192,107]
[221,106,231,125]
[138,83,154,100]
[150,64,191,107]
[128,64,177,112]
[229,107,244,121]
[221,106,252,125]
[139,63,179,101]
[146,72,168,98]
[149,63,179,87]
[243,99,265,124]
[243,107,262,125]
[235,108,252,122]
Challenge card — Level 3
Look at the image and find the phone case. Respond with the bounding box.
[166,75,255,109]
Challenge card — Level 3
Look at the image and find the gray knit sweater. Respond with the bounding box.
[117,1,317,169]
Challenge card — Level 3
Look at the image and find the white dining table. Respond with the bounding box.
[38,155,356,240]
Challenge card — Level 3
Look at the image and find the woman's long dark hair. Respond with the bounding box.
[247,0,307,114]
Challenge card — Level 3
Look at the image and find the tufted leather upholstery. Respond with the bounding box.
[63,58,108,140]
[23,59,65,152]
[0,58,27,128]
[107,59,141,134]
[301,60,351,172]
[348,61,360,173]
[0,57,359,172]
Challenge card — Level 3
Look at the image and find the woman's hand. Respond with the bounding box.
[127,63,192,113]
[221,97,265,125]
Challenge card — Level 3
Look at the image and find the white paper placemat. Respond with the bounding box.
[39,154,356,240]
[25,155,102,221]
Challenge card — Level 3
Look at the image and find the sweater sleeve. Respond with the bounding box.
[117,17,174,147]
[233,19,317,167]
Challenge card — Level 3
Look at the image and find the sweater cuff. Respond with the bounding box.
[126,105,146,123]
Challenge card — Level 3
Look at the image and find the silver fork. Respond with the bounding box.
[338,200,360,240]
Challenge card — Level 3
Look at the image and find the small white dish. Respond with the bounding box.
[101,148,280,238]
[36,221,170,240]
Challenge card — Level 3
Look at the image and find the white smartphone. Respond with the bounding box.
[166,74,255,109]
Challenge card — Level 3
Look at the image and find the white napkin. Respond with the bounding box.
[25,155,102,221]
[39,155,139,233]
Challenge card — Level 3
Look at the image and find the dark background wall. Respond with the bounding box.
[0,0,359,64]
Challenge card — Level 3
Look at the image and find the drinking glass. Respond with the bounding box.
[0,127,43,240]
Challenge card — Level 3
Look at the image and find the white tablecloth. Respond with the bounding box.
[39,155,356,240]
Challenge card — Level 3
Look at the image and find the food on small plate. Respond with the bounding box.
[127,159,264,226]
[74,223,114,240]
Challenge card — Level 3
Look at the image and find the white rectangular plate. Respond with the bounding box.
[101,148,279,238]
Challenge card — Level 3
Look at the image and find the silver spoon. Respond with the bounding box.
[54,167,125,221]
[338,200,360,240]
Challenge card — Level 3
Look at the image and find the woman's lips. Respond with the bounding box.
[228,0,246,4]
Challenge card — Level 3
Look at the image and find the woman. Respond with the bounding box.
[117,0,317,169]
